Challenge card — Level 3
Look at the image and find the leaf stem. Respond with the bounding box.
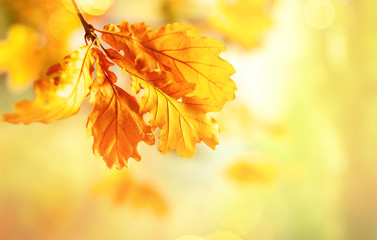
[71,0,97,43]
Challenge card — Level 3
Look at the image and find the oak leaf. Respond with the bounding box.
[133,76,219,157]
[3,17,236,168]
[3,46,94,124]
[100,21,236,108]
[87,49,155,169]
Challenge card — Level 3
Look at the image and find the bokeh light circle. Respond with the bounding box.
[68,0,115,16]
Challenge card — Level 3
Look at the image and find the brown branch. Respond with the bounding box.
[71,0,97,43]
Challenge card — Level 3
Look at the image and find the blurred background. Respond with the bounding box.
[1,0,377,239]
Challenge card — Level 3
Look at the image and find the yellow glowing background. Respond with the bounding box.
[1,0,377,239]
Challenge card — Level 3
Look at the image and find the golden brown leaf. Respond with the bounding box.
[133,76,219,157]
[2,13,237,166]
[3,46,94,124]
[101,46,195,99]
[100,21,236,108]
[87,49,155,169]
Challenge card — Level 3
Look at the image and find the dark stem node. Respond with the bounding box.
[71,0,97,44]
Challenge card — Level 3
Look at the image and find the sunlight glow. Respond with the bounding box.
[176,236,206,240]
[304,0,335,29]
[78,0,114,16]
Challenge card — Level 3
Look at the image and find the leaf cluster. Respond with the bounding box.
[3,20,236,169]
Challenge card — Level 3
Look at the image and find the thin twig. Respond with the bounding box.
[71,0,97,43]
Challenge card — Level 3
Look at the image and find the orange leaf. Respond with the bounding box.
[87,49,155,169]
[133,76,219,158]
[92,171,168,216]
[3,46,94,124]
[101,47,195,99]
[100,21,236,108]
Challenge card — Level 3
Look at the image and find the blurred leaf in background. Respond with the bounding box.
[0,0,77,91]
[225,154,277,186]
[209,0,274,48]
[0,0,114,92]
[0,24,45,91]
[92,170,168,217]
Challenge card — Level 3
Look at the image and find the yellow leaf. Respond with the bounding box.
[209,0,273,48]
[2,15,238,166]
[3,46,94,124]
[0,24,44,91]
[133,76,219,158]
[226,158,276,185]
[87,49,155,169]
[100,21,236,109]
